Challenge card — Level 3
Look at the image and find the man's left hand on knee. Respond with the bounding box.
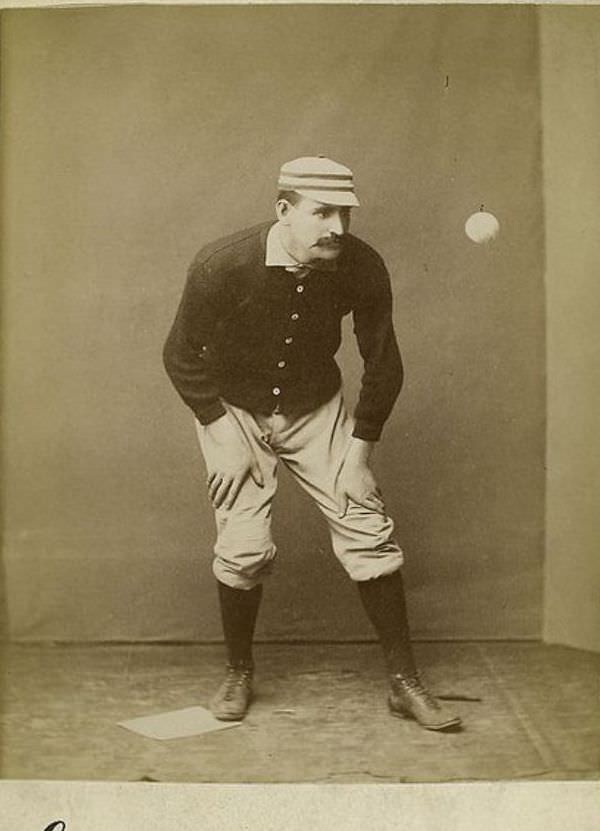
[336,437,385,518]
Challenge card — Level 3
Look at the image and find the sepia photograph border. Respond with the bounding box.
[1,0,598,828]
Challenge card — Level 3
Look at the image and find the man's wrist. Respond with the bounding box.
[345,436,375,465]
[352,419,383,443]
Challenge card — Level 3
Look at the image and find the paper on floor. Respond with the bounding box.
[118,706,241,740]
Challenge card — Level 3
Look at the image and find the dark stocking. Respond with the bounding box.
[357,570,418,678]
[217,581,263,668]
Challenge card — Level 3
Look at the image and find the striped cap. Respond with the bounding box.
[277,156,360,207]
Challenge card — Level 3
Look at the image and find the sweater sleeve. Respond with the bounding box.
[162,252,228,424]
[351,257,403,442]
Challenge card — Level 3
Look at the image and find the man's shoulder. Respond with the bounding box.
[342,232,388,274]
[191,221,273,272]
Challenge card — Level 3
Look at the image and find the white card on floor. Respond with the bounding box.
[118,706,241,740]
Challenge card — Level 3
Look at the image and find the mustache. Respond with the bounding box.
[315,236,343,247]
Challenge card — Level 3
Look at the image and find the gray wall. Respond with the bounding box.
[1,6,545,642]
[541,8,600,653]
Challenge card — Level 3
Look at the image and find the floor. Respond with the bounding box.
[1,641,598,783]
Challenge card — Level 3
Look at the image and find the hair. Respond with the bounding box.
[276,189,303,206]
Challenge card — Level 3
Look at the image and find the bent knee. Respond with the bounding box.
[341,548,405,581]
[212,545,277,589]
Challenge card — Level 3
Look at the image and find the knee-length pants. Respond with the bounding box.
[195,390,404,590]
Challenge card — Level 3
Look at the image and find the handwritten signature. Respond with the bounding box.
[43,823,66,831]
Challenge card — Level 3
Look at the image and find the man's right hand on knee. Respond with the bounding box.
[204,413,264,510]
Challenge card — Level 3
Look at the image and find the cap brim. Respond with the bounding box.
[293,189,360,208]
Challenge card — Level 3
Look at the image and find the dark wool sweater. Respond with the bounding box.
[163,221,403,442]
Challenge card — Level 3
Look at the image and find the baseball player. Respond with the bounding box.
[163,156,461,731]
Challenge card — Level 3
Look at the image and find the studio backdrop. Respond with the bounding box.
[2,5,545,642]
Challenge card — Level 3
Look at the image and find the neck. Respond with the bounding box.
[278,225,314,265]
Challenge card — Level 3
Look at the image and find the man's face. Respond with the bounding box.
[276,196,352,264]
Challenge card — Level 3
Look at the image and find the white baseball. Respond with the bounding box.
[465,211,500,244]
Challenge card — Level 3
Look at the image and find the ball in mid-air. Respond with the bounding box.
[465,210,500,243]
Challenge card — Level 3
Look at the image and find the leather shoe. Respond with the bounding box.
[388,673,462,731]
[210,663,254,721]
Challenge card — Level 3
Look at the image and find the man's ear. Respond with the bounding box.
[275,199,291,224]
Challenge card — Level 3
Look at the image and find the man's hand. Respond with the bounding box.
[336,437,385,518]
[203,413,264,510]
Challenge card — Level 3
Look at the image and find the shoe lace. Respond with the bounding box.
[223,665,253,701]
[394,673,440,709]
